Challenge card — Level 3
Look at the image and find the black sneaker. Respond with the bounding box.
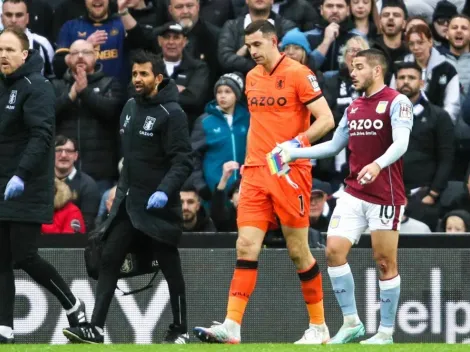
[67,299,87,328]
[63,324,104,344]
[163,324,189,344]
[0,335,14,344]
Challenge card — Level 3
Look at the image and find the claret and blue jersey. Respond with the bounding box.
[336,86,413,205]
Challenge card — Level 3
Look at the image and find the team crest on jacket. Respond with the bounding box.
[143,116,156,131]
[376,101,388,114]
[275,76,285,90]
[8,90,17,105]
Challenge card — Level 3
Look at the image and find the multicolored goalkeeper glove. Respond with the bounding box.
[266,133,309,176]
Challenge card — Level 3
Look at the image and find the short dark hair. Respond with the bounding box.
[396,61,422,76]
[381,0,408,19]
[0,27,29,50]
[130,49,165,76]
[321,0,349,6]
[55,135,78,151]
[3,0,29,9]
[406,15,429,27]
[355,48,388,73]
[450,14,470,24]
[244,20,276,37]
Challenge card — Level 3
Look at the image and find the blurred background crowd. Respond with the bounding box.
[8,0,470,238]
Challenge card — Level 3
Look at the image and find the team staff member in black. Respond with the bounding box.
[63,50,193,345]
[0,27,87,344]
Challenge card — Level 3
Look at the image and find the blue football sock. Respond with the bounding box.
[328,263,358,317]
[379,275,401,334]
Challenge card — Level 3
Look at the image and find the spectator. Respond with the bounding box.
[54,0,128,84]
[165,0,221,80]
[371,0,409,79]
[400,24,460,122]
[441,209,470,232]
[51,39,124,193]
[320,36,368,181]
[41,179,86,234]
[446,15,470,178]
[305,0,363,73]
[210,161,241,231]
[1,0,54,76]
[396,62,454,207]
[350,0,380,38]
[54,135,101,232]
[280,27,323,78]
[180,185,216,232]
[155,0,235,28]
[445,15,470,97]
[431,0,457,52]
[218,0,296,75]
[120,0,221,84]
[190,72,249,199]
[309,179,335,232]
[154,22,210,129]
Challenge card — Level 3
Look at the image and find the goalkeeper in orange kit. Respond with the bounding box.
[193,20,335,344]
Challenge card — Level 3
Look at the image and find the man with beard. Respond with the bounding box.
[180,185,216,232]
[446,15,470,96]
[277,49,413,344]
[0,27,87,344]
[371,0,409,79]
[54,0,128,84]
[396,62,454,227]
[63,50,193,344]
[51,39,124,195]
[305,0,362,72]
[118,0,221,85]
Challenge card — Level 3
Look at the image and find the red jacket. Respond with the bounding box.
[42,202,86,234]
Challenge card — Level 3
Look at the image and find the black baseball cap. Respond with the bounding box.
[157,22,186,36]
[311,179,332,196]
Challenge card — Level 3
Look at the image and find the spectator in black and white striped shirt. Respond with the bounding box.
[1,0,54,77]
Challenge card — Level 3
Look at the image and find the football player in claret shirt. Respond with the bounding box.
[194,20,335,344]
[278,49,413,345]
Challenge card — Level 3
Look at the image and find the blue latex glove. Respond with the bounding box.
[146,191,168,209]
[4,175,24,200]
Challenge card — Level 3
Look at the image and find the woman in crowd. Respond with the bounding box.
[399,24,460,122]
[350,0,380,38]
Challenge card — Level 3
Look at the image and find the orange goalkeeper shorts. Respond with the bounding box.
[237,165,312,231]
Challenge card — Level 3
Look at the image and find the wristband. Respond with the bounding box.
[118,9,129,16]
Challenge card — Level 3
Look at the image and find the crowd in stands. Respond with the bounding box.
[6,0,470,237]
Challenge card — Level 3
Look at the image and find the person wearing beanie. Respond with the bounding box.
[280,28,325,86]
[432,0,458,51]
[441,209,470,232]
[189,72,250,200]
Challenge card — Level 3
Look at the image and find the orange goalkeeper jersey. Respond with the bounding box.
[244,54,323,167]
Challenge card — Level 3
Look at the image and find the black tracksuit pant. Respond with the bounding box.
[0,221,77,327]
[91,204,187,332]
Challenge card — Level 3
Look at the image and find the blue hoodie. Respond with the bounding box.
[191,100,250,193]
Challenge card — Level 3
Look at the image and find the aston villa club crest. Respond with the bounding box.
[275,76,285,90]
[376,101,388,114]
[8,90,17,105]
[143,116,156,131]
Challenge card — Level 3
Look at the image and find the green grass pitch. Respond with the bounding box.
[0,345,467,352]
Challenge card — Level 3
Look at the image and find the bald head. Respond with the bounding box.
[67,39,97,74]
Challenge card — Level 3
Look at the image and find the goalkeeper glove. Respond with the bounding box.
[267,133,309,175]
